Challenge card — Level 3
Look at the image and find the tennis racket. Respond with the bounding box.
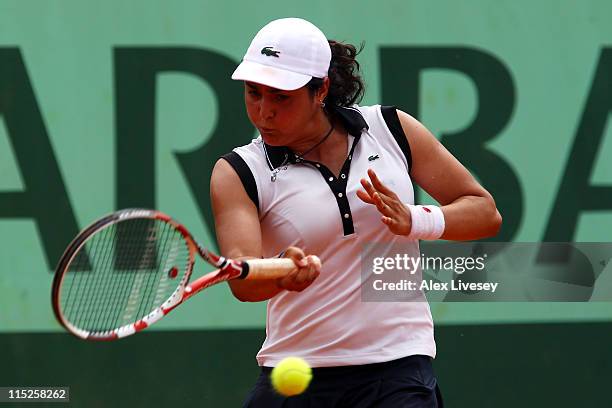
[52,208,318,341]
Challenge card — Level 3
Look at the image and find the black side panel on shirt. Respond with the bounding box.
[381,105,412,172]
[220,151,260,212]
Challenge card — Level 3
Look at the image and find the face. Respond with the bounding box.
[243,81,327,146]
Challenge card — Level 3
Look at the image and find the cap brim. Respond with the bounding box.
[231,60,312,91]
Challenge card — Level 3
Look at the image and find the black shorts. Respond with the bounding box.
[243,354,444,408]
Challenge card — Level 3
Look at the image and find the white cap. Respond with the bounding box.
[231,18,331,91]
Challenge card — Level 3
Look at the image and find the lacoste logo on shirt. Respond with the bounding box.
[368,154,380,161]
[261,46,280,57]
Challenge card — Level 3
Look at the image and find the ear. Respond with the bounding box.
[317,77,331,103]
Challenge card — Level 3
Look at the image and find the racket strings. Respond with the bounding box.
[97,220,183,331]
[66,224,115,329]
[59,218,191,333]
[76,221,134,331]
[109,219,158,329]
[85,223,125,330]
[108,219,178,330]
[149,222,187,307]
[103,222,139,330]
[93,220,146,331]
[133,221,175,324]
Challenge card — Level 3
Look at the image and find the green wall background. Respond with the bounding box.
[1,0,611,406]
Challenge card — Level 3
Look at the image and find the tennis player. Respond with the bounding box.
[211,17,501,407]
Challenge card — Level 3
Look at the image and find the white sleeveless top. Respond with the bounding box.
[230,105,435,367]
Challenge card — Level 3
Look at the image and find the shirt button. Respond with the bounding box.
[340,174,346,179]
[344,213,350,219]
[328,177,334,182]
[338,193,343,198]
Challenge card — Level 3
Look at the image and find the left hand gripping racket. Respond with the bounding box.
[51,209,317,341]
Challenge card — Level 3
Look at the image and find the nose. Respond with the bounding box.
[258,95,275,121]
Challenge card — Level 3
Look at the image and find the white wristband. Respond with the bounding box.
[405,204,445,240]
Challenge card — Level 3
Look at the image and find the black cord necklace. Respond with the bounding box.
[295,124,334,161]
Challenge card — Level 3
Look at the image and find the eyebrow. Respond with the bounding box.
[245,82,284,94]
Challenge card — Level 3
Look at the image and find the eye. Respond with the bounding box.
[275,94,289,102]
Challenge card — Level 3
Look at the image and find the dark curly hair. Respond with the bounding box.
[306,40,366,109]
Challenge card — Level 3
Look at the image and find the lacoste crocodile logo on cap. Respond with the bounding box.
[261,46,280,57]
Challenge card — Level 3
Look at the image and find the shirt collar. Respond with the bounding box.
[263,106,369,170]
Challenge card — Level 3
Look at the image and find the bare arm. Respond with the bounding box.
[357,109,501,241]
[401,110,501,240]
[210,159,319,302]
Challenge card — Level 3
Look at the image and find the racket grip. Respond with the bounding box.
[244,256,321,280]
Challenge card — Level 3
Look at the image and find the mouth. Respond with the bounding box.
[259,128,278,136]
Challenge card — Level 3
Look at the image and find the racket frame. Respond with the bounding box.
[52,209,295,341]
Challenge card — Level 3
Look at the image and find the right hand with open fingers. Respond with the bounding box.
[276,247,321,292]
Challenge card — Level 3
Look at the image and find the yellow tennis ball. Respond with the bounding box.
[270,357,312,397]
